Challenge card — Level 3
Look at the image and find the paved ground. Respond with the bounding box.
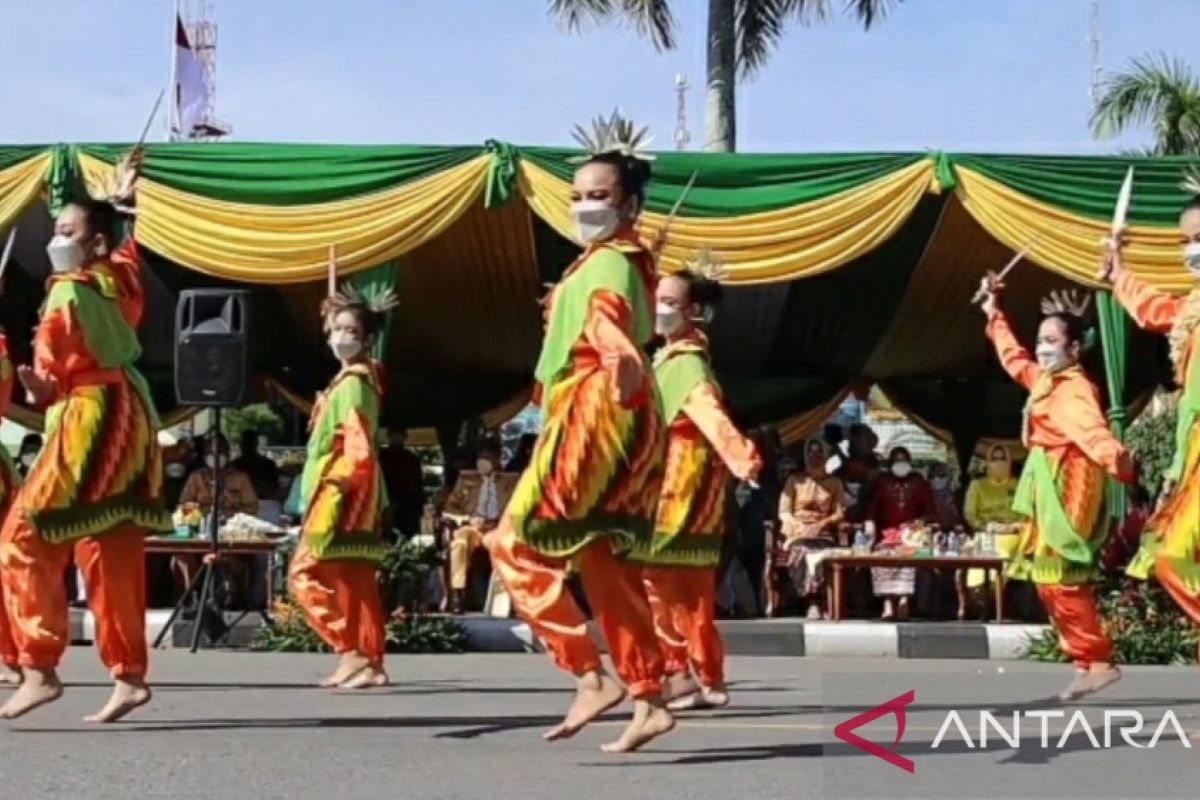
[0,649,1197,800]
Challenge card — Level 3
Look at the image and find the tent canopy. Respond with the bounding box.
[0,144,1192,443]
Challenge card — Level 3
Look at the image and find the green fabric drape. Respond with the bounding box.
[521,149,928,217]
[952,154,1196,225]
[1096,289,1130,520]
[77,143,482,205]
[483,140,519,209]
[47,144,84,217]
[347,260,399,361]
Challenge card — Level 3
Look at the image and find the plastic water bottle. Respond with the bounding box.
[852,528,866,555]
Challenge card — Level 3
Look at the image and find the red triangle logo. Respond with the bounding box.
[833,689,916,773]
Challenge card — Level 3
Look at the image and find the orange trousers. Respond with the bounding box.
[1154,554,1200,647]
[0,514,147,678]
[643,567,725,688]
[485,524,665,698]
[0,577,15,668]
[288,540,386,668]
[1036,583,1113,669]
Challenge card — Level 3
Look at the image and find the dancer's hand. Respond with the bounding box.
[1097,226,1126,283]
[977,275,1003,317]
[17,366,53,406]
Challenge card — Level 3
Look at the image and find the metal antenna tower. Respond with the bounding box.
[674,72,691,151]
[184,0,232,140]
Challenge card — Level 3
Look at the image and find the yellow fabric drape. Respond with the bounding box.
[874,384,954,444]
[955,166,1189,292]
[78,153,491,283]
[518,160,936,285]
[0,151,50,232]
[776,388,853,447]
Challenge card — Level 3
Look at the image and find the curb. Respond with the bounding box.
[69,609,1049,660]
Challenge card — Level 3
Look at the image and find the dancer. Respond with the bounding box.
[288,283,396,690]
[636,252,761,711]
[0,334,21,686]
[979,279,1134,701]
[1100,178,1200,647]
[484,111,672,753]
[0,149,173,722]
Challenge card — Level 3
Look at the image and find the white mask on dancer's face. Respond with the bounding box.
[655,303,683,336]
[1035,345,1070,373]
[46,235,86,273]
[1185,242,1200,277]
[329,333,362,361]
[570,199,620,244]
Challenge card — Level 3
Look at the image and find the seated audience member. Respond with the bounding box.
[505,433,538,474]
[839,423,881,521]
[866,447,935,620]
[778,437,847,619]
[444,443,516,613]
[232,429,281,512]
[380,426,425,539]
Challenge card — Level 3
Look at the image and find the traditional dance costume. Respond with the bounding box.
[986,309,1133,668]
[288,359,388,670]
[485,231,668,698]
[636,329,760,690]
[0,236,170,679]
[1115,274,1200,627]
[0,335,22,672]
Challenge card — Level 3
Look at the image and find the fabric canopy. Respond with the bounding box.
[0,143,1196,439]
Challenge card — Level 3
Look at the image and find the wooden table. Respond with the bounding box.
[825,553,1008,622]
[145,537,282,604]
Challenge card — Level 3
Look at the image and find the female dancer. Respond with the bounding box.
[979,279,1134,701]
[1100,182,1200,647]
[0,150,172,722]
[0,334,21,686]
[638,257,761,710]
[484,112,671,753]
[289,284,396,690]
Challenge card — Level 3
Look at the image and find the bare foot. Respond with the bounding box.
[543,672,626,741]
[662,671,697,702]
[84,676,152,723]
[0,668,63,719]
[601,697,676,753]
[1057,670,1093,703]
[320,652,370,688]
[700,686,730,708]
[668,685,730,711]
[1081,666,1122,698]
[340,666,389,690]
[0,664,20,686]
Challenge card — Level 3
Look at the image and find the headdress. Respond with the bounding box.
[321,283,400,333]
[1040,288,1091,318]
[683,248,729,284]
[1180,166,1200,196]
[568,109,655,164]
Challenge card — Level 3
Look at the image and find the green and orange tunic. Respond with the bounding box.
[986,310,1133,585]
[630,330,760,567]
[505,232,664,558]
[21,237,170,543]
[298,360,387,562]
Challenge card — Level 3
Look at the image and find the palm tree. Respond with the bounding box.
[1091,53,1200,156]
[548,0,896,152]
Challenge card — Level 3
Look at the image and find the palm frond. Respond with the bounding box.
[1090,52,1200,156]
[548,0,676,51]
[736,0,896,78]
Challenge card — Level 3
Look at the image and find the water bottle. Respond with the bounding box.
[852,528,866,555]
[947,531,961,556]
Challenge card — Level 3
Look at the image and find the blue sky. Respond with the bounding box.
[0,0,1197,153]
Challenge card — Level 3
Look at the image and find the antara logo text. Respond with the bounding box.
[834,690,1192,773]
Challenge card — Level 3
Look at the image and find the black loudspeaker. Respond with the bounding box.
[175,289,250,407]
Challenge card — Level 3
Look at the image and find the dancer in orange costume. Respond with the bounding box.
[288,281,397,690]
[0,334,22,686]
[979,279,1134,701]
[484,112,672,753]
[1100,182,1200,649]
[0,150,172,722]
[634,253,761,711]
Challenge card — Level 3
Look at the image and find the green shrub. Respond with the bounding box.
[1127,397,1178,499]
[1022,577,1198,665]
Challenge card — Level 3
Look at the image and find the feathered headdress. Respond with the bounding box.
[321,283,400,332]
[568,109,655,164]
[1181,166,1200,196]
[684,248,729,284]
[1040,288,1091,319]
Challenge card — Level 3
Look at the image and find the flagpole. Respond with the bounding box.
[167,0,179,142]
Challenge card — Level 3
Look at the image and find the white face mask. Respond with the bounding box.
[46,234,86,273]
[1185,242,1200,276]
[1036,345,1071,373]
[329,333,362,361]
[477,459,494,475]
[655,302,683,336]
[165,463,187,479]
[931,476,950,491]
[20,453,36,468]
[570,199,620,244]
[891,462,913,479]
[205,454,227,470]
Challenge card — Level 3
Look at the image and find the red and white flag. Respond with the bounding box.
[173,14,207,137]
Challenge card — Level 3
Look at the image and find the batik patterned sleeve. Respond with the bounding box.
[681,381,762,482]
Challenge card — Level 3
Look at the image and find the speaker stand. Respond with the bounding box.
[153,407,273,651]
